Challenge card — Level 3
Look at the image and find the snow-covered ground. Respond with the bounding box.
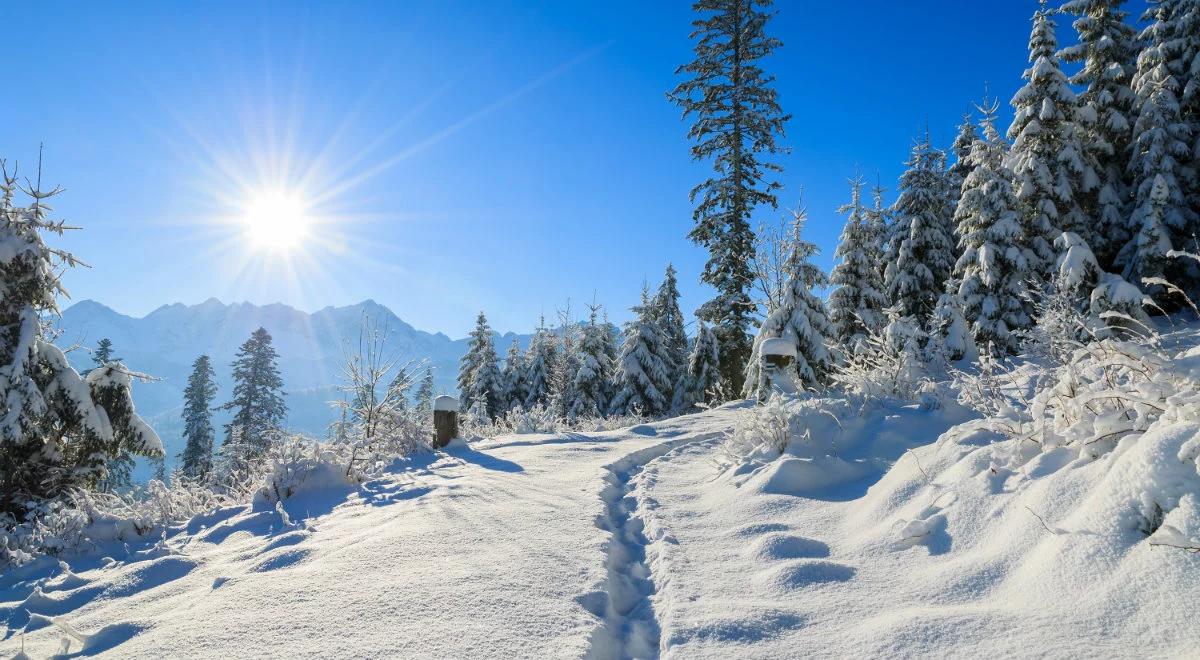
[4,364,1200,657]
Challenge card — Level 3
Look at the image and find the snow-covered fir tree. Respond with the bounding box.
[1121,1,1198,297]
[88,337,119,374]
[884,133,957,322]
[745,210,832,397]
[550,306,581,417]
[1152,1,1199,216]
[1059,0,1140,268]
[947,112,981,216]
[668,0,790,395]
[386,365,412,412]
[457,312,503,419]
[523,317,558,409]
[866,179,891,296]
[650,265,689,401]
[1006,4,1099,269]
[952,97,1034,356]
[500,340,526,412]
[674,320,723,412]
[568,303,615,418]
[91,337,134,493]
[415,367,435,419]
[610,287,673,417]
[219,327,286,461]
[178,354,217,481]
[829,175,887,352]
[0,161,161,516]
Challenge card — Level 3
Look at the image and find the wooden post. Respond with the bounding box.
[759,338,798,399]
[433,395,459,449]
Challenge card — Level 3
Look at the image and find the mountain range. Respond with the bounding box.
[55,298,533,473]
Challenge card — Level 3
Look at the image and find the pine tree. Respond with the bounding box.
[1155,1,1199,218]
[498,340,525,412]
[1006,5,1100,269]
[178,354,218,481]
[89,337,134,492]
[866,179,891,296]
[650,265,689,400]
[0,160,161,516]
[91,337,120,369]
[745,210,832,397]
[953,98,1034,356]
[569,303,615,418]
[415,367,435,419]
[674,320,724,412]
[386,365,412,412]
[947,113,981,216]
[1120,1,1198,296]
[457,312,503,419]
[884,133,957,322]
[1060,0,1140,268]
[220,327,287,461]
[523,318,558,409]
[668,0,790,394]
[829,175,887,352]
[610,287,673,417]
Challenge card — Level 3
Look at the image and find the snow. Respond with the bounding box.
[433,394,459,412]
[759,337,796,358]
[4,330,1200,657]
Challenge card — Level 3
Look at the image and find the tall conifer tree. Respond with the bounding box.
[1006,5,1099,268]
[220,327,287,460]
[1060,0,1140,267]
[668,0,790,393]
[178,354,218,481]
[829,175,887,352]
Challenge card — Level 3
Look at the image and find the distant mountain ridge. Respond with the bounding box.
[55,298,533,472]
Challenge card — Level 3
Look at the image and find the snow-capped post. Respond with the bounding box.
[433,395,460,448]
[759,338,798,400]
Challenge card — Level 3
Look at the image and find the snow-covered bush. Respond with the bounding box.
[1,478,231,567]
[830,314,931,401]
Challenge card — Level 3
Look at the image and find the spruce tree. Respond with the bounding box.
[569,303,615,418]
[745,211,832,396]
[415,367,435,419]
[0,160,161,516]
[668,0,790,394]
[91,337,120,370]
[386,365,412,412]
[610,288,673,417]
[89,337,134,492]
[1060,0,1140,268]
[1006,5,1099,269]
[1121,1,1198,296]
[829,175,887,352]
[457,312,503,419]
[884,133,957,322]
[953,98,1034,356]
[500,340,526,412]
[178,354,218,481]
[674,320,723,412]
[947,113,981,216]
[220,327,287,460]
[651,265,688,399]
[866,179,891,296]
[523,318,558,409]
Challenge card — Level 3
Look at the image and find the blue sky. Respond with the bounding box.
[2,1,1149,337]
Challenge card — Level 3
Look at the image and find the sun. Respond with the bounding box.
[241,190,311,252]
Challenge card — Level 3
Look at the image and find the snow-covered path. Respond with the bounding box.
[5,397,1199,659]
[0,411,737,659]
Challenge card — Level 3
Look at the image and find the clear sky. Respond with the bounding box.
[2,1,1150,338]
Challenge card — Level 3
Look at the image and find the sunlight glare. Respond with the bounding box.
[242,190,311,252]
